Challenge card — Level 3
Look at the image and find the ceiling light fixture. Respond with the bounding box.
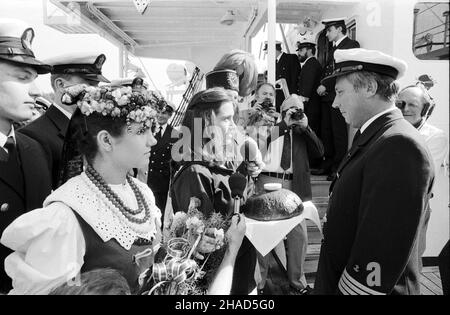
[220,10,237,26]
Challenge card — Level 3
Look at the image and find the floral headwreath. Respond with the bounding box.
[61,84,166,132]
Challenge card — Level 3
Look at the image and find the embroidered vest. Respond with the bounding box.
[73,211,155,293]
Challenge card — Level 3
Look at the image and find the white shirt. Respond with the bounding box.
[263,127,293,174]
[155,123,167,137]
[276,52,284,63]
[360,107,397,134]
[334,35,348,48]
[0,125,16,153]
[419,122,449,169]
[51,103,72,119]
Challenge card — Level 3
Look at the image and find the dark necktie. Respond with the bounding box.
[0,137,15,162]
[0,147,7,162]
[352,130,361,146]
[280,131,291,171]
[2,136,25,195]
[155,127,162,141]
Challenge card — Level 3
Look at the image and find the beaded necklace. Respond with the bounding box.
[85,164,151,225]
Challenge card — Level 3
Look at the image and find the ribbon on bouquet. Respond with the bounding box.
[148,237,198,295]
[153,258,198,284]
[166,237,191,259]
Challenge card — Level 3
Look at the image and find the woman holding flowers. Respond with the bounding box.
[170,88,257,295]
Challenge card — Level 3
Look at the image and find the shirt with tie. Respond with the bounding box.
[154,123,167,141]
[263,128,293,174]
[348,108,397,150]
[0,126,24,191]
[0,127,17,162]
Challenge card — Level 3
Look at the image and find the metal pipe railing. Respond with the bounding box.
[443,11,449,47]
[170,67,204,127]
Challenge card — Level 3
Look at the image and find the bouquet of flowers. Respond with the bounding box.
[142,197,229,295]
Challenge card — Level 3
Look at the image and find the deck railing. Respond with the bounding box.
[413,3,449,58]
[170,67,204,127]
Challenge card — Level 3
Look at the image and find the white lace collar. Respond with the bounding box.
[44,173,161,250]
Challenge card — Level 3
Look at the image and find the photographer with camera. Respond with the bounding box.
[243,83,279,128]
[255,94,323,294]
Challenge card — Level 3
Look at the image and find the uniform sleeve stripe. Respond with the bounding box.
[340,273,369,295]
[341,269,385,295]
[338,278,354,295]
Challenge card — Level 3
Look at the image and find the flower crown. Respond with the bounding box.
[61,84,165,131]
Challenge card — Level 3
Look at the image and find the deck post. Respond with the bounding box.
[119,45,124,77]
[267,0,276,86]
[443,11,449,48]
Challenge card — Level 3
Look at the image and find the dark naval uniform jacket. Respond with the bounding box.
[147,124,177,207]
[19,105,70,189]
[298,57,323,133]
[314,109,435,295]
[0,133,52,292]
[322,37,360,101]
[276,53,301,110]
[146,125,178,214]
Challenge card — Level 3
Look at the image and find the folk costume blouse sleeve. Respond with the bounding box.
[1,203,85,295]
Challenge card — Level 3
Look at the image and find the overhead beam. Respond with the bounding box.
[111,17,220,22]
[133,34,238,41]
[100,7,253,17]
[121,27,236,32]
[245,0,268,39]
[137,39,232,48]
[48,0,134,52]
[89,0,254,4]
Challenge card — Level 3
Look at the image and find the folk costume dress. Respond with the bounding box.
[1,169,162,295]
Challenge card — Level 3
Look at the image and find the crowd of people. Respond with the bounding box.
[0,16,448,296]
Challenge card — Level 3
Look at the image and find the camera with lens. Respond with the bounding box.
[260,98,274,111]
[290,108,304,120]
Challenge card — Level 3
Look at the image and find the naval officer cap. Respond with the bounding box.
[0,18,51,74]
[44,53,110,83]
[322,17,347,30]
[321,48,408,84]
[161,100,177,113]
[296,41,316,51]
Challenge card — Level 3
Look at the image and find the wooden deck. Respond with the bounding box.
[261,232,444,295]
[420,266,443,295]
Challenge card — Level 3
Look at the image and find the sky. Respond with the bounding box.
[0,0,188,98]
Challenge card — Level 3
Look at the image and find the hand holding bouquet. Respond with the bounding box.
[143,197,229,295]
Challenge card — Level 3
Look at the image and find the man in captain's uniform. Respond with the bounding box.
[314,48,435,295]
